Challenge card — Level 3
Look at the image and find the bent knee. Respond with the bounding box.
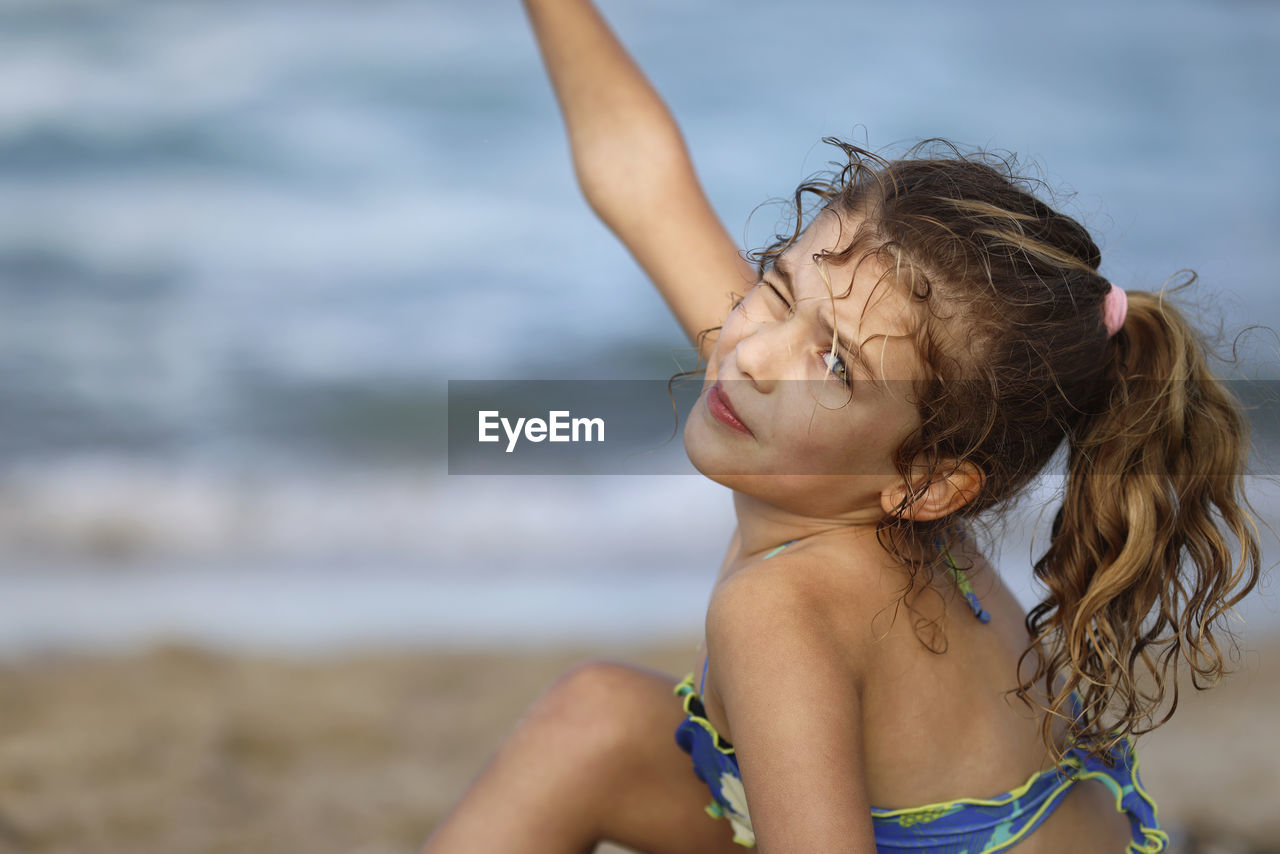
[539,659,649,721]
[528,660,678,754]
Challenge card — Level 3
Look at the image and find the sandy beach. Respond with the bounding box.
[0,635,1277,854]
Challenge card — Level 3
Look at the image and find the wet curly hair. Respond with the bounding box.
[725,138,1262,760]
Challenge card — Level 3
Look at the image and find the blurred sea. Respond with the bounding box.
[2,0,1279,653]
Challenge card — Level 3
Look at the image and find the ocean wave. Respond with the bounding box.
[0,456,735,568]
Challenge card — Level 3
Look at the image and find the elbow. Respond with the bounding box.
[570,122,693,223]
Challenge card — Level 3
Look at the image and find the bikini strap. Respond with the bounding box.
[935,531,991,623]
[762,539,797,560]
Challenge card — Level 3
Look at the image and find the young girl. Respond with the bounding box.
[426,1,1261,851]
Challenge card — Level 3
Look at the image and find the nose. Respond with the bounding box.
[732,311,795,389]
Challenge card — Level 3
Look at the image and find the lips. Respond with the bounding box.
[706,382,753,436]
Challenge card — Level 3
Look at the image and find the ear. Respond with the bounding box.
[879,459,985,521]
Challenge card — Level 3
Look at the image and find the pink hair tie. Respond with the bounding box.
[1102,282,1128,338]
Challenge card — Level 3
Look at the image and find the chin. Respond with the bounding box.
[684,415,746,482]
[682,415,716,475]
[683,426,781,491]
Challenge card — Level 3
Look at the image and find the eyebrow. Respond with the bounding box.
[771,257,796,300]
[770,258,881,383]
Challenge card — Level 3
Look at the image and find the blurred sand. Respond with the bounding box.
[0,636,1276,854]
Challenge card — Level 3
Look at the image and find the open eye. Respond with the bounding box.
[821,349,850,385]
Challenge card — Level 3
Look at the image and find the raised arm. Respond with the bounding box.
[523,0,755,358]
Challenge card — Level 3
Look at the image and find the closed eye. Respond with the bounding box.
[764,281,794,316]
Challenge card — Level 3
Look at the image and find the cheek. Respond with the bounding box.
[779,412,856,457]
[786,410,901,472]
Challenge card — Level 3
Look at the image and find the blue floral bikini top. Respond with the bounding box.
[673,534,1168,853]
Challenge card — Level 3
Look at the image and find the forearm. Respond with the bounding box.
[523,0,753,354]
[523,0,693,227]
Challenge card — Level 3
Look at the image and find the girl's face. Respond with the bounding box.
[684,212,925,518]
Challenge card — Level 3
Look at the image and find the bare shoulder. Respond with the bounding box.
[712,535,901,621]
[704,546,881,849]
[706,540,889,681]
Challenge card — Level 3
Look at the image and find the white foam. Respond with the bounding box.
[0,457,734,566]
[0,566,709,655]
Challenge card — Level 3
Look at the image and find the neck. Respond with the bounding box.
[730,487,887,560]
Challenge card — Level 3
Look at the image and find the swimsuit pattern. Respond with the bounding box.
[673,533,1169,852]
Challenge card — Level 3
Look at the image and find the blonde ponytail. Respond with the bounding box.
[1018,285,1261,754]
